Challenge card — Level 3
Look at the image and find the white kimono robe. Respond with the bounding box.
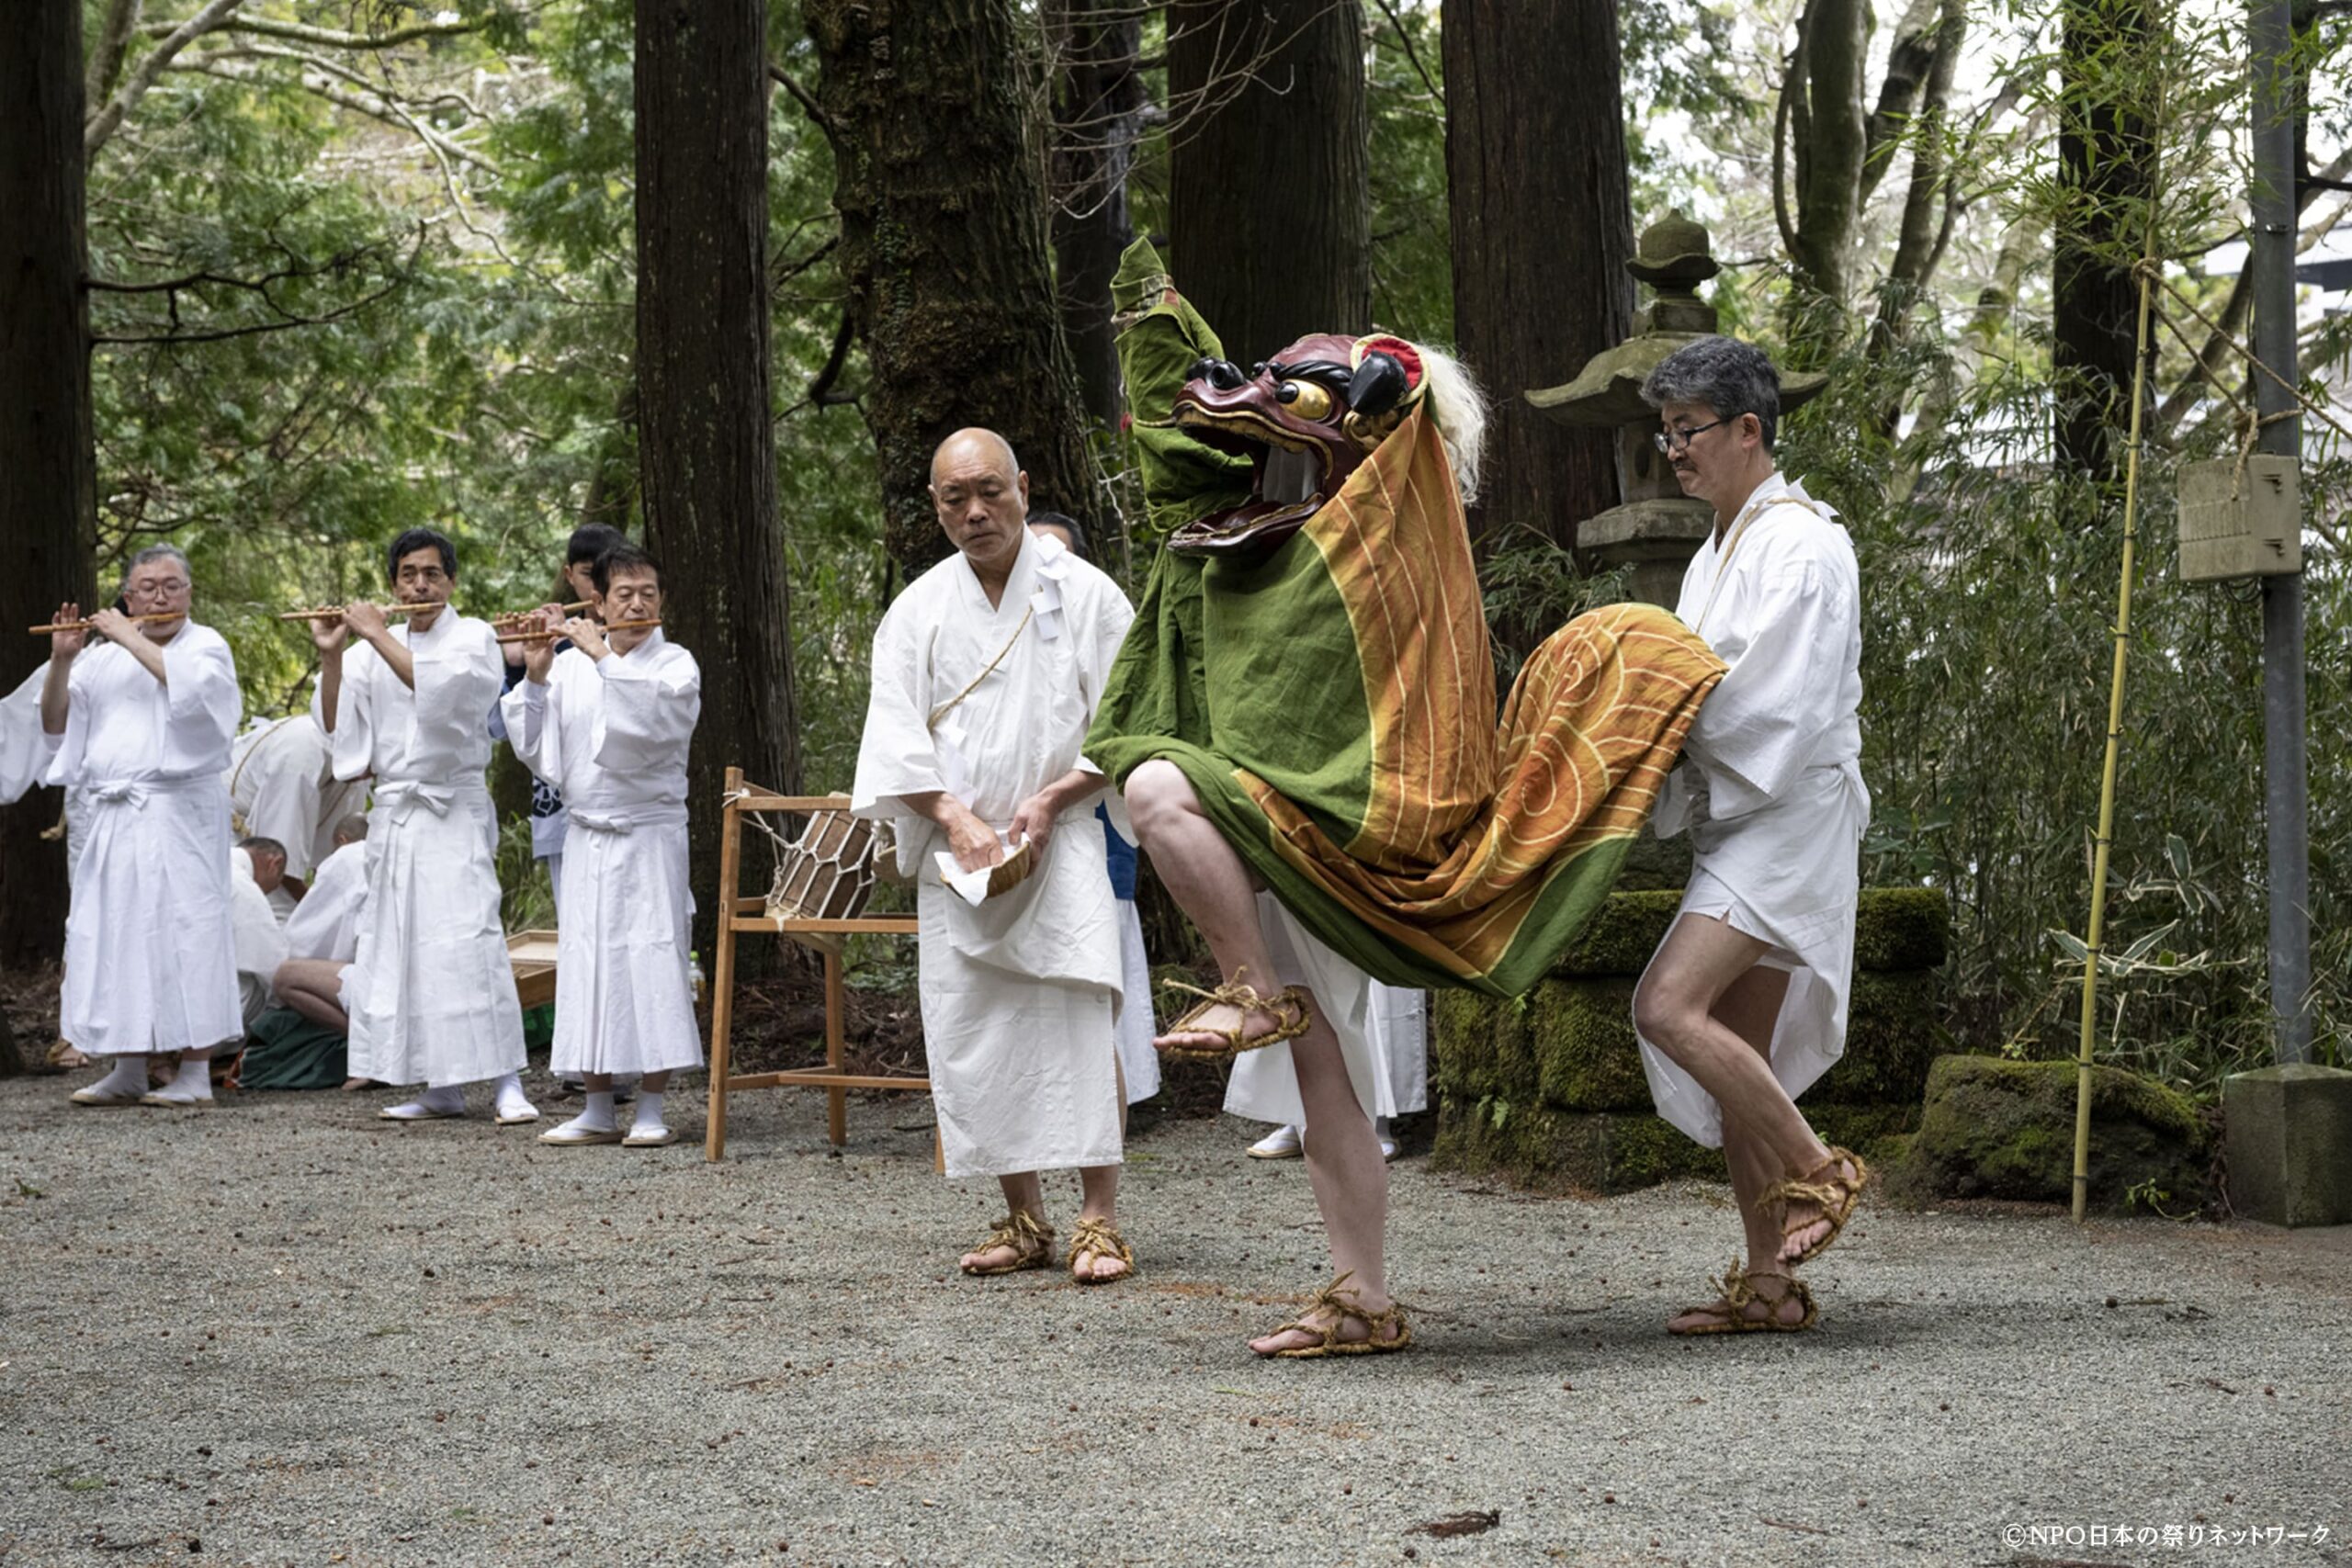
[43,623,243,1056]
[230,850,290,1027]
[500,632,703,1077]
[1226,895,1430,1126]
[2,663,49,804]
[1638,473,1871,1146]
[284,840,368,964]
[226,694,366,878]
[852,533,1136,1179]
[332,613,525,1089]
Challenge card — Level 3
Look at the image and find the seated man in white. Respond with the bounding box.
[270,814,370,1043]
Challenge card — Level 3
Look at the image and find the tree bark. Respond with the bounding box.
[1167,0,1372,364]
[1862,0,1965,438]
[2052,0,2155,482]
[0,0,97,967]
[1778,0,1870,338]
[634,0,800,953]
[1442,0,1634,570]
[805,0,1100,581]
[1050,0,1143,438]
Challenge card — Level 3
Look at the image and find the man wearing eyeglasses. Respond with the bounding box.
[40,546,245,1108]
[315,527,536,1127]
[1626,335,1872,1337]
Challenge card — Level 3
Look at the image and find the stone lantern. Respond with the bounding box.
[1525,214,1827,606]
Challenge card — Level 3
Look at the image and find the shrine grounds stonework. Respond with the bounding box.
[2,1074,2346,1568]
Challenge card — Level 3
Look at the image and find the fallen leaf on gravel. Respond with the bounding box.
[1414,1510,1499,1538]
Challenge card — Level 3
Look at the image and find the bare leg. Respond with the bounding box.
[1125,762,1283,1048]
[1072,1164,1129,1280]
[1071,1057,1132,1280]
[1635,919,1852,1262]
[1668,966,1813,1332]
[1125,761,1395,1344]
[273,959,350,1034]
[1249,1018,1395,1353]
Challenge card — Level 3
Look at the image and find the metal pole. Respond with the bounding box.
[2251,0,2312,1064]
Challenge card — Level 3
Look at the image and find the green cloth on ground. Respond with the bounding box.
[237,1007,348,1090]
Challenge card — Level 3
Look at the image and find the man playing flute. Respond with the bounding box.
[40,547,244,1108]
[316,528,535,1125]
[500,543,703,1147]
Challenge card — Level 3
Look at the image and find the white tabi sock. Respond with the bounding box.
[629,1090,665,1134]
[492,1073,535,1118]
[89,1056,150,1098]
[572,1091,616,1133]
[383,1083,467,1118]
[146,1056,215,1103]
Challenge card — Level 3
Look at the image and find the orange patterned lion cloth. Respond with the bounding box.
[1086,246,1725,996]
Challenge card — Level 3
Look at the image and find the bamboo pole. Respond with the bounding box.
[705,765,747,1163]
[2072,260,2159,1223]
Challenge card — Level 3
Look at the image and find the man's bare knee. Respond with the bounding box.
[1633,974,1701,1056]
[1124,760,1197,838]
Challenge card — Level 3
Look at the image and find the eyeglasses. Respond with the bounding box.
[1652,418,1731,456]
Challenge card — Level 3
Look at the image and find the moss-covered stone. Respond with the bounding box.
[1852,886,1951,973]
[1809,970,1952,1104]
[1884,1055,2212,1213]
[1550,891,1684,976]
[1435,969,1947,1113]
[1547,886,1951,978]
[1430,1097,1919,1195]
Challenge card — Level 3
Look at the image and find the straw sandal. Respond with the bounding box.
[1067,1215,1136,1285]
[1760,1147,1869,1266]
[1156,969,1313,1064]
[960,1210,1054,1276]
[1255,1271,1412,1359]
[1668,1258,1818,1335]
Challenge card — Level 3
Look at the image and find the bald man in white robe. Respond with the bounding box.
[853,429,1139,1284]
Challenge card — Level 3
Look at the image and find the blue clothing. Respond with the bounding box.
[1098,804,1138,901]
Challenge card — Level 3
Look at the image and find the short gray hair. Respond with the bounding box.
[1641,335,1781,451]
[121,545,191,589]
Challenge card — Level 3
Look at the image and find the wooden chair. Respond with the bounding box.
[703,766,930,1162]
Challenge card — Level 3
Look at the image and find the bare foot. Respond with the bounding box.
[1068,1215,1133,1283]
[1668,1265,1814,1334]
[958,1212,1052,1276]
[1775,1151,1863,1264]
[1155,997,1287,1057]
[1249,1280,1407,1356]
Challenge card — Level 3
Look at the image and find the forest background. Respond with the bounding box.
[1,0,2347,1100]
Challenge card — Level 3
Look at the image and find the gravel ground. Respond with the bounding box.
[2,1069,2346,1568]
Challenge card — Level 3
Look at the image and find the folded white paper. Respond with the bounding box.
[933,832,1030,908]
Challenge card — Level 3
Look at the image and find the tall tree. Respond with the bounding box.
[634,0,801,942]
[1167,0,1372,363]
[1050,0,1145,436]
[805,0,1100,580]
[0,0,98,966]
[2052,0,2155,479]
[1443,0,1634,558]
[1776,0,1971,351]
